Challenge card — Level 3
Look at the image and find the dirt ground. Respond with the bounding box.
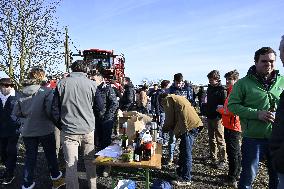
[0,118,269,189]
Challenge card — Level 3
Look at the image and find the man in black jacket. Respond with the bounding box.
[206,70,227,169]
[270,35,284,189]
[92,73,119,150]
[154,80,170,144]
[119,77,135,111]
[0,78,20,185]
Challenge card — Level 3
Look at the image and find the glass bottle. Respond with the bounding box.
[121,123,128,148]
[133,131,142,162]
[269,97,277,117]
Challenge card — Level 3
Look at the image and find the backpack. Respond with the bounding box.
[150,180,172,189]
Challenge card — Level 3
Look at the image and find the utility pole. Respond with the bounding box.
[64,27,70,73]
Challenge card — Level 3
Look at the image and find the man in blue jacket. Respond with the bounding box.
[92,73,118,151]
[0,78,20,185]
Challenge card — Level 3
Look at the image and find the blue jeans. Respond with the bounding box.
[160,113,166,127]
[239,137,278,189]
[176,129,197,181]
[23,133,60,187]
[159,113,167,140]
[278,173,284,189]
[168,130,176,161]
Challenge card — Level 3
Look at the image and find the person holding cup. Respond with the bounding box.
[217,70,241,188]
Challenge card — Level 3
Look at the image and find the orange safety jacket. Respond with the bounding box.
[217,85,241,132]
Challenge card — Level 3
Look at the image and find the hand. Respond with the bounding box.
[156,116,160,125]
[197,126,204,133]
[257,111,275,123]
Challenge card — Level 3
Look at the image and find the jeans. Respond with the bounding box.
[61,130,96,189]
[0,135,19,175]
[224,128,241,181]
[224,128,241,182]
[207,118,226,162]
[176,130,197,181]
[159,113,167,141]
[22,133,60,187]
[278,173,284,189]
[238,137,278,189]
[168,130,176,161]
[97,120,114,150]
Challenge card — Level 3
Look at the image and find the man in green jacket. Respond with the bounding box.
[228,47,284,189]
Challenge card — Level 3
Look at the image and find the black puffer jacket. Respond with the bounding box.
[270,91,284,173]
[96,83,119,121]
[0,92,21,137]
[206,82,226,119]
[119,83,136,111]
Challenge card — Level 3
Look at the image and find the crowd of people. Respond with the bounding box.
[0,35,284,189]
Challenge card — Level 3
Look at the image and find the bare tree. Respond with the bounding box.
[0,0,63,87]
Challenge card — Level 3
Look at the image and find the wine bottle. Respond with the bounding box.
[134,131,142,162]
[121,123,128,148]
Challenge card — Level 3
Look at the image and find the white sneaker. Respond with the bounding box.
[171,177,191,186]
[103,166,111,177]
[231,181,238,189]
[22,182,35,189]
[51,171,65,189]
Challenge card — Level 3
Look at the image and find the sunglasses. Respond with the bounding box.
[0,84,13,88]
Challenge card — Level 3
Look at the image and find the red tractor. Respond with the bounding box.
[76,48,125,91]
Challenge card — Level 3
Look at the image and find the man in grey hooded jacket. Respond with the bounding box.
[52,60,103,189]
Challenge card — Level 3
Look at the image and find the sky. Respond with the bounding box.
[1,0,284,85]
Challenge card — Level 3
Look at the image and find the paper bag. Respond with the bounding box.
[127,116,145,141]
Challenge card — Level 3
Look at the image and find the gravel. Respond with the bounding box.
[0,118,269,189]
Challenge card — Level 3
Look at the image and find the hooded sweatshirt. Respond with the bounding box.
[13,84,55,137]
